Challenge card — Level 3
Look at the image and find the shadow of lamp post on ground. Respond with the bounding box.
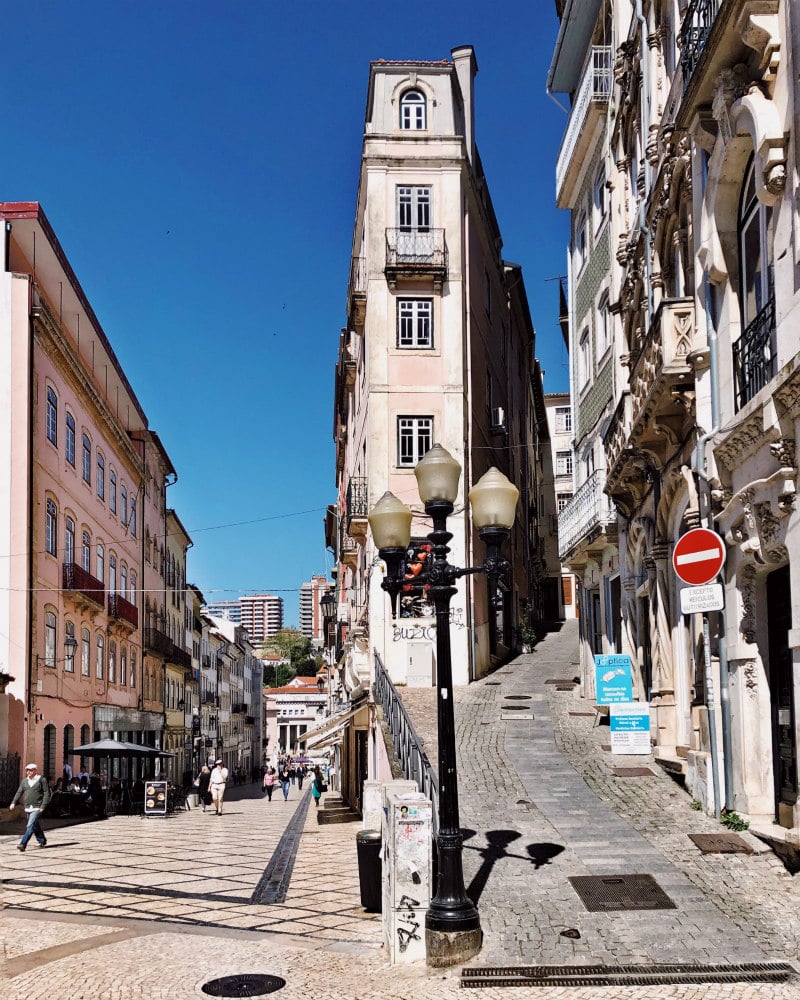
[368,443,518,967]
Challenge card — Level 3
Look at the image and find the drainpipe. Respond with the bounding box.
[26,274,36,735]
[636,0,655,322]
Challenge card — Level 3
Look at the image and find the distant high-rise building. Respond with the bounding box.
[240,594,283,644]
[299,576,332,640]
[202,599,242,624]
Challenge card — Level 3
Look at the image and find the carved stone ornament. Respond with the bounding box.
[732,83,787,203]
[714,411,765,472]
[742,659,758,697]
[755,500,780,543]
[770,436,796,468]
[739,562,757,644]
[712,67,751,145]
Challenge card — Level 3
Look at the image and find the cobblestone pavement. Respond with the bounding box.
[4,622,800,997]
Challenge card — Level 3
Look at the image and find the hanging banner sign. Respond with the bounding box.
[595,654,633,705]
[610,702,651,754]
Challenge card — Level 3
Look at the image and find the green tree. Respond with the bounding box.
[260,629,315,684]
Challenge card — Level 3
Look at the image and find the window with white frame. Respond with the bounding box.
[82,434,91,484]
[81,628,90,676]
[130,498,137,537]
[46,387,58,446]
[578,328,590,388]
[108,640,116,683]
[109,470,117,514]
[397,186,431,231]
[130,649,136,687]
[96,543,104,584]
[82,530,91,572]
[556,450,573,476]
[120,646,127,685]
[45,610,57,667]
[397,299,433,348]
[121,564,128,598]
[399,89,426,130]
[65,412,76,466]
[121,485,128,528]
[557,492,573,512]
[96,453,105,500]
[64,620,75,672]
[130,571,137,606]
[596,293,611,358]
[109,554,117,595]
[554,406,572,433]
[397,416,433,468]
[96,634,104,680]
[593,165,607,231]
[65,516,75,565]
[45,499,57,556]
[574,212,587,274]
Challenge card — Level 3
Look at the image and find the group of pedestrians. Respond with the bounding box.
[261,760,327,806]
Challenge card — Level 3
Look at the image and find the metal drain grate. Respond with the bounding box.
[569,712,596,717]
[611,767,655,777]
[201,974,286,997]
[545,678,574,685]
[689,832,754,854]
[461,962,794,988]
[569,873,676,912]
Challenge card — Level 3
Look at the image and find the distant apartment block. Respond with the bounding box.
[299,576,331,641]
[240,594,283,644]
[201,599,242,624]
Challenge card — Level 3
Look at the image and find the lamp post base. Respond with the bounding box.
[425,925,482,968]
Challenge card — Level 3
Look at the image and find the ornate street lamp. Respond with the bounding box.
[369,444,518,967]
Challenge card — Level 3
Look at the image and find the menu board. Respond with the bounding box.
[144,780,168,817]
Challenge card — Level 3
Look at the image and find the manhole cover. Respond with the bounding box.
[611,767,654,777]
[201,974,286,997]
[569,874,676,912]
[689,833,754,854]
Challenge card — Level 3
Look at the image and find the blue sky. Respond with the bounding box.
[5,1,569,625]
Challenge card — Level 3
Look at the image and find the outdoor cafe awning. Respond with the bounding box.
[298,706,359,750]
[73,739,174,757]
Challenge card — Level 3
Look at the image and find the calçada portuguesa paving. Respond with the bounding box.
[3,619,800,998]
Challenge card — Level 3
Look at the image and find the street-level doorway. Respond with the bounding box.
[767,565,797,826]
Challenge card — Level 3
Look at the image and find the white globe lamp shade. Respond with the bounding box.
[468,468,519,529]
[368,491,412,550]
[414,443,462,504]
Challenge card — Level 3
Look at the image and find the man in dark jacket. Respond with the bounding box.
[10,762,51,851]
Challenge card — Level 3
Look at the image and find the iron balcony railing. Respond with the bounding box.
[108,593,138,629]
[385,229,447,273]
[680,0,722,85]
[733,296,777,411]
[62,562,104,607]
[557,469,617,560]
[169,644,192,670]
[346,477,368,523]
[373,650,438,835]
[144,627,173,658]
[555,46,613,199]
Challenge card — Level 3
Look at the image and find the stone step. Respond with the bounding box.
[323,796,344,809]
[317,805,360,825]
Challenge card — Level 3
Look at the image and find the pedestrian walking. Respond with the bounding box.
[208,759,229,815]
[311,765,326,808]
[279,764,291,801]
[197,765,212,812]
[10,762,51,851]
[262,767,276,801]
[297,765,305,791]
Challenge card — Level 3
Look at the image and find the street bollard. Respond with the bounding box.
[382,792,432,964]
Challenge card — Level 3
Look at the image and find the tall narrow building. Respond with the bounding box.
[299,576,331,641]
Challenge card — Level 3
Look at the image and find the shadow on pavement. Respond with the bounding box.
[461,828,565,904]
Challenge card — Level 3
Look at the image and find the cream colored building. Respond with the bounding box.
[329,47,550,814]
[550,0,800,843]
[545,392,578,620]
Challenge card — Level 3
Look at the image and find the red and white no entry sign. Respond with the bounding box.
[672,527,726,586]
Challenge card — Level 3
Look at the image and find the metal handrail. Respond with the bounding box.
[555,46,612,198]
[680,0,722,85]
[373,650,438,834]
[733,296,776,410]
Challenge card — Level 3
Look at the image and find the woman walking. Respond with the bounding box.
[197,765,211,812]
[279,764,291,801]
[311,765,325,809]
[262,767,276,801]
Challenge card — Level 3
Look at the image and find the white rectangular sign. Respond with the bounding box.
[680,583,724,615]
[610,702,651,755]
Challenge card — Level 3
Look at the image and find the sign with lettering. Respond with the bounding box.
[595,654,633,705]
[610,702,651,754]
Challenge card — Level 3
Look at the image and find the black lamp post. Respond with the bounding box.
[368,444,518,967]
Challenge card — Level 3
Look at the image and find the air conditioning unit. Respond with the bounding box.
[490,406,506,431]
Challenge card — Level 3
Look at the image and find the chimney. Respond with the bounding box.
[451,45,478,166]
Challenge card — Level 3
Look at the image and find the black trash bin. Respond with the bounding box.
[356,829,382,912]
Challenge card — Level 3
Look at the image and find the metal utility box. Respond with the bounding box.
[382,792,433,964]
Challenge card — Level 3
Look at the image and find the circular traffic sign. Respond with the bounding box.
[672,527,726,586]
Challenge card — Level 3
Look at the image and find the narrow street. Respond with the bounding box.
[3,622,800,997]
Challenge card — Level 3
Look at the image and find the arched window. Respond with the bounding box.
[109,469,117,514]
[96,453,105,500]
[81,628,90,676]
[46,386,58,445]
[44,610,57,667]
[735,157,776,409]
[63,724,74,773]
[109,640,116,683]
[65,516,76,565]
[82,434,92,484]
[80,723,90,771]
[65,412,76,466]
[45,499,57,556]
[130,571,137,606]
[130,649,136,688]
[96,543,104,584]
[82,530,91,572]
[96,633,105,680]
[130,498,137,537]
[120,646,127,686]
[121,485,128,527]
[109,554,117,595]
[65,620,75,673]
[121,564,128,600]
[400,89,427,130]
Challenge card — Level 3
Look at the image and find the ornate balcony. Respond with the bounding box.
[556,46,613,209]
[108,593,138,630]
[62,562,104,608]
[557,470,617,561]
[385,229,447,289]
[346,477,369,541]
[169,644,192,670]
[733,296,776,411]
[680,0,721,85]
[339,523,358,569]
[347,255,366,333]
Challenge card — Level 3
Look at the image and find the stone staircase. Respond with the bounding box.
[316,795,360,825]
